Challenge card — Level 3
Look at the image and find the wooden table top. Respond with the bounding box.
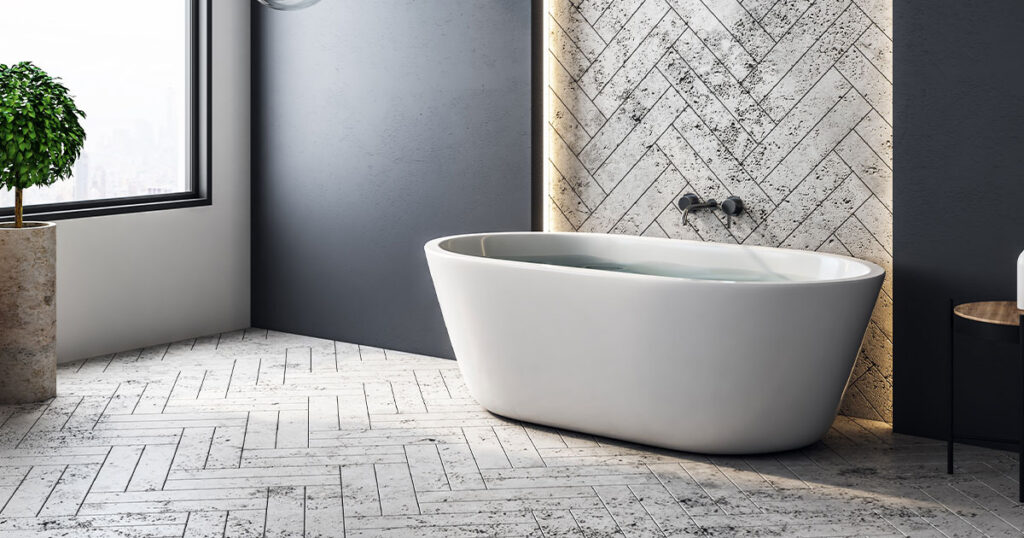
[954,301,1024,326]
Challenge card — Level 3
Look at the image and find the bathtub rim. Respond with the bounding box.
[425,231,885,286]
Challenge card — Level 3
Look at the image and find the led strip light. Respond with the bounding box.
[542,2,554,232]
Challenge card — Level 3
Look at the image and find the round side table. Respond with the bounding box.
[948,301,1024,501]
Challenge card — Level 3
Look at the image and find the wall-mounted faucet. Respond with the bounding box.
[678,193,745,229]
[678,193,717,226]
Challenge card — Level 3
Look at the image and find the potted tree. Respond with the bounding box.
[0,62,85,404]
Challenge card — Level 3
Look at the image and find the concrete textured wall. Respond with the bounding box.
[545,0,893,421]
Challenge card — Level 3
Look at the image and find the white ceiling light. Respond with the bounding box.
[257,0,321,11]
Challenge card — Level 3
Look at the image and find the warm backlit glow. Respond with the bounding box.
[542,1,553,232]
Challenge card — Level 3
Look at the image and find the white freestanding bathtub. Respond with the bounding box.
[424,232,884,454]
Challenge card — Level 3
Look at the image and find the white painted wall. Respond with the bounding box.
[55,0,251,363]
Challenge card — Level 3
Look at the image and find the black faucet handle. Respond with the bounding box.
[720,196,744,216]
[678,193,701,211]
[719,196,744,230]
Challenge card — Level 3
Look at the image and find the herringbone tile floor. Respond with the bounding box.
[0,329,1020,537]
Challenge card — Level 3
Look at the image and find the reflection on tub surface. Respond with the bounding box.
[498,254,799,282]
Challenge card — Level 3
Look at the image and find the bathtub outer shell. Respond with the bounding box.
[425,232,885,455]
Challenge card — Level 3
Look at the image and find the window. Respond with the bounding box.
[0,0,210,220]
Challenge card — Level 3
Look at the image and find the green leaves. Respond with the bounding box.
[0,61,86,191]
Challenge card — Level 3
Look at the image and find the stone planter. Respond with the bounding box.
[0,222,56,404]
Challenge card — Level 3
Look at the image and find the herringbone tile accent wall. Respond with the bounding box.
[545,0,893,421]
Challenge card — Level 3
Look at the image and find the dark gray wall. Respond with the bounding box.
[252,1,532,358]
[894,1,1024,440]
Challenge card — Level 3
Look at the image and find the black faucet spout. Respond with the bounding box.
[678,194,717,225]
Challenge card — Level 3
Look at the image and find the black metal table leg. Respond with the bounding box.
[949,301,1022,501]
[948,300,955,475]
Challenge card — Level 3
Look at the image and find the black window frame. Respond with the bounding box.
[0,0,212,222]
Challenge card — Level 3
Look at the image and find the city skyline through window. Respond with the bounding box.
[0,0,192,209]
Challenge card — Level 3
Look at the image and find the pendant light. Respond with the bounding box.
[256,0,320,11]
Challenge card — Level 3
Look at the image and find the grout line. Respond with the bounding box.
[32,465,66,517]
[577,0,653,88]
[753,3,856,105]
[123,445,146,493]
[627,483,671,536]
[695,0,761,64]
